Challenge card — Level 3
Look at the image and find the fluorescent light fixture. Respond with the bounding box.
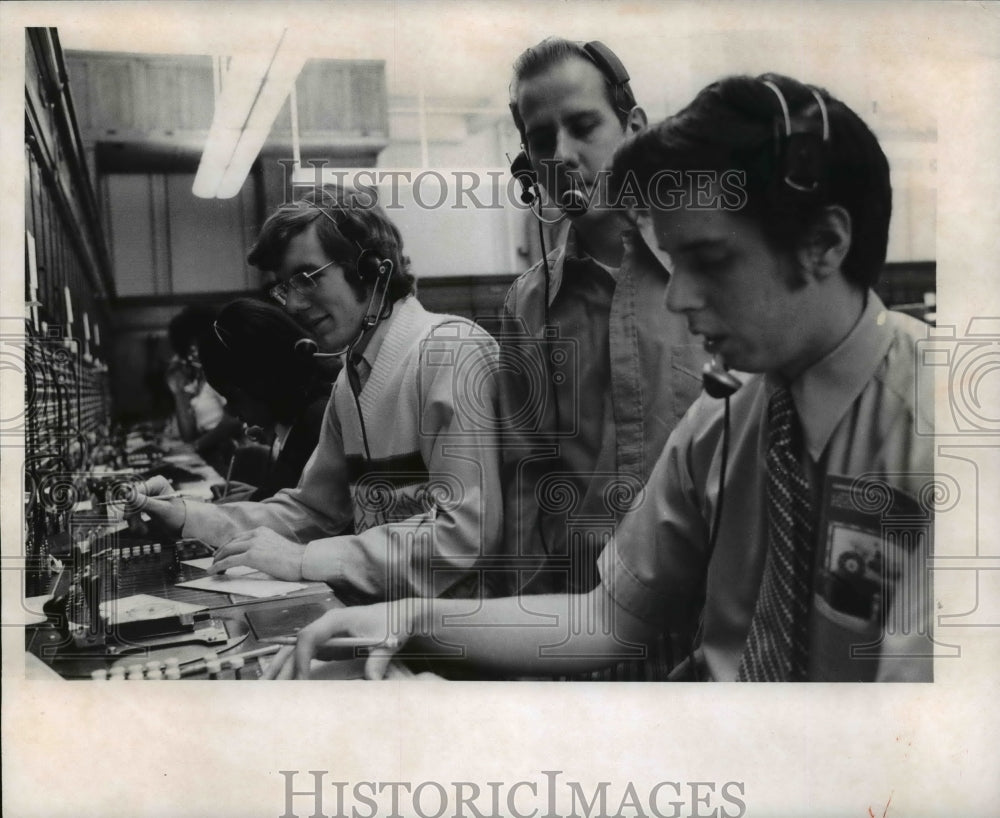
[193,29,306,199]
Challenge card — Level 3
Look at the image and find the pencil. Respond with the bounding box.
[221,452,236,499]
[260,636,395,648]
[96,491,188,506]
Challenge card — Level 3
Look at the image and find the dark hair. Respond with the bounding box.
[247,185,416,304]
[611,73,892,289]
[198,298,321,425]
[168,305,217,357]
[510,37,636,137]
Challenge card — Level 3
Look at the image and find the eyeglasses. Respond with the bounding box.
[268,259,339,306]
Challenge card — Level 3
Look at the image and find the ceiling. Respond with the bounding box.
[52,0,974,134]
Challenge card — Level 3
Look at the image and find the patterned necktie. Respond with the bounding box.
[737,385,815,681]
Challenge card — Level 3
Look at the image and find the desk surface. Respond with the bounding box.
[25,442,345,681]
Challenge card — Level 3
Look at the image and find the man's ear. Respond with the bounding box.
[625,105,648,136]
[798,205,852,280]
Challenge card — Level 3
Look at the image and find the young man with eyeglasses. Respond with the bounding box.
[136,189,505,604]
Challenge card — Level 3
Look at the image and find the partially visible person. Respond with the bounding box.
[265,74,934,683]
[198,297,333,501]
[164,305,242,472]
[135,187,505,604]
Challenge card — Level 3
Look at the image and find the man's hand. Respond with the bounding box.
[128,475,186,532]
[209,527,306,581]
[260,602,412,680]
[164,356,196,396]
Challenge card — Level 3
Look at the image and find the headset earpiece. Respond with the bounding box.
[355,247,389,283]
[581,40,635,116]
[782,130,827,194]
[761,78,830,202]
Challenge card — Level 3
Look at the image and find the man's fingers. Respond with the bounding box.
[277,650,296,680]
[213,526,270,556]
[260,645,294,680]
[293,611,344,677]
[142,476,173,496]
[206,555,246,574]
[130,476,174,508]
[208,537,255,572]
[138,496,174,514]
[364,637,402,681]
[211,539,251,563]
[295,635,317,680]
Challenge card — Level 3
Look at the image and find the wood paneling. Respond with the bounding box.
[165,174,254,292]
[102,172,259,295]
[65,52,388,162]
[104,174,157,295]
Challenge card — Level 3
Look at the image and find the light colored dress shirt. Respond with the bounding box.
[599,293,935,681]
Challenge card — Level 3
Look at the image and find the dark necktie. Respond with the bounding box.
[737,385,815,681]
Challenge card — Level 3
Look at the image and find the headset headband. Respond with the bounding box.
[509,39,636,135]
[761,79,829,142]
[760,77,830,196]
[302,195,391,282]
[581,40,634,114]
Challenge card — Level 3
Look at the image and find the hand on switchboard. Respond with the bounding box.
[208,526,307,582]
[125,475,187,535]
[260,602,408,680]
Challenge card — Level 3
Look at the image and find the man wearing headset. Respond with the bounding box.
[267,74,933,683]
[136,189,504,604]
[501,38,704,607]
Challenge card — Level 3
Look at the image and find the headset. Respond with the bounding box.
[761,78,830,202]
[291,197,396,463]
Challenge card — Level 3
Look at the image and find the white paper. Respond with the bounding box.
[175,575,308,598]
[98,593,207,625]
[180,557,257,576]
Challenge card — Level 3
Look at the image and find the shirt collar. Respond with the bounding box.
[777,292,893,461]
[545,223,650,307]
[352,302,394,372]
[543,228,573,307]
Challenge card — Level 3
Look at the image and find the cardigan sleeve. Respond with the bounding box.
[298,326,504,601]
